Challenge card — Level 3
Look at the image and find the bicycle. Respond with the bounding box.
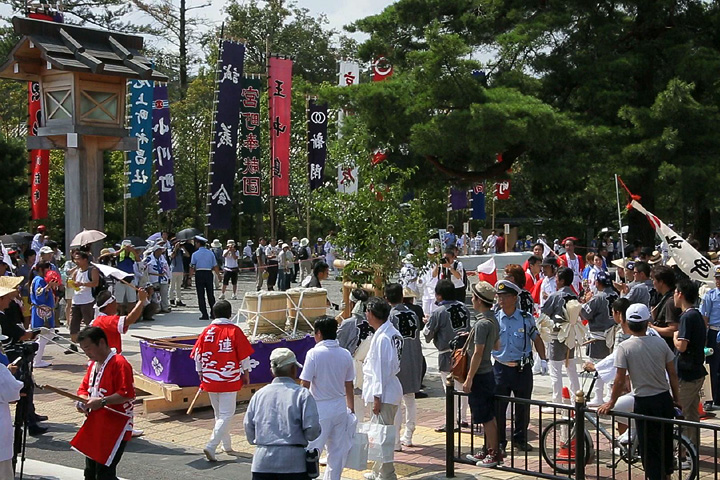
[539,371,698,480]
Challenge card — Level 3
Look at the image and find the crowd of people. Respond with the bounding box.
[2,223,720,480]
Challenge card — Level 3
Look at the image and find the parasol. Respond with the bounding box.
[175,228,202,241]
[70,229,106,247]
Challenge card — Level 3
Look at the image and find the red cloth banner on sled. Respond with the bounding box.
[268,57,293,197]
[29,82,49,220]
[71,407,131,466]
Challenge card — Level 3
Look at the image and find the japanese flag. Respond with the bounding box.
[630,200,714,284]
[476,257,497,286]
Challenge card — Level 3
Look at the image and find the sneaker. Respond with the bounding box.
[587,398,604,407]
[170,299,176,306]
[219,294,226,300]
[617,431,630,445]
[541,406,556,414]
[401,439,414,447]
[203,448,217,462]
[132,429,144,437]
[33,360,52,368]
[466,446,488,463]
[64,343,79,354]
[394,445,402,452]
[319,456,327,466]
[363,473,377,480]
[221,446,234,453]
[478,449,500,468]
[231,294,237,300]
[177,301,187,307]
[513,440,533,452]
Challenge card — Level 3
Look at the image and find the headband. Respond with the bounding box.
[98,295,116,310]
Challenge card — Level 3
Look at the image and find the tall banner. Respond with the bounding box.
[372,56,393,82]
[27,8,59,220]
[471,184,486,220]
[127,80,154,198]
[338,61,359,87]
[308,100,327,191]
[630,199,714,284]
[239,77,262,214]
[449,188,468,210]
[29,82,49,219]
[494,180,511,200]
[338,165,358,194]
[151,84,177,212]
[208,41,245,229]
[268,56,293,197]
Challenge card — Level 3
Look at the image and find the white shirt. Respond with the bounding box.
[223,249,239,270]
[265,244,279,260]
[300,340,354,414]
[0,364,23,461]
[31,233,44,256]
[73,268,94,305]
[485,235,498,249]
[362,320,403,405]
[243,245,252,258]
[539,276,557,308]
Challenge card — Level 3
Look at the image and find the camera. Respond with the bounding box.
[440,257,449,265]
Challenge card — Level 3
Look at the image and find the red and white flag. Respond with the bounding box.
[494,180,511,200]
[71,407,131,466]
[372,56,393,82]
[268,57,293,197]
[476,257,498,286]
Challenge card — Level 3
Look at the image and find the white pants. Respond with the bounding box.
[169,272,184,302]
[308,405,353,480]
[589,357,607,404]
[394,393,416,446]
[441,373,468,422]
[206,391,237,452]
[157,283,170,311]
[549,359,580,403]
[114,281,137,304]
[354,394,366,424]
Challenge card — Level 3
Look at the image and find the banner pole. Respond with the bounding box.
[205,24,224,238]
[123,80,129,238]
[266,36,275,240]
[614,174,626,264]
[306,95,311,241]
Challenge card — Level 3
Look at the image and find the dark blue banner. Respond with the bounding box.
[152,83,177,212]
[208,41,246,229]
[471,184,486,220]
[128,79,154,198]
[307,100,327,191]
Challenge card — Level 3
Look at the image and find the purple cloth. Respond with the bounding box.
[450,188,468,210]
[139,335,316,387]
[152,84,177,211]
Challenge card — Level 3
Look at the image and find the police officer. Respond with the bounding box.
[492,280,547,452]
[190,236,220,321]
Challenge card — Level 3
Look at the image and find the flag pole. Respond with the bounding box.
[306,95,311,241]
[205,24,224,238]
[614,173,626,266]
[266,36,275,240]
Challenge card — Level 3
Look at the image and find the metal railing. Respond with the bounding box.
[445,374,720,480]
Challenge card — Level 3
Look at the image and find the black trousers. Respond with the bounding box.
[85,439,127,480]
[493,362,533,446]
[195,271,215,319]
[252,473,309,480]
[706,328,720,405]
[634,391,675,480]
[266,261,278,289]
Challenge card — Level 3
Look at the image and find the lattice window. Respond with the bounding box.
[80,90,118,122]
[46,89,72,120]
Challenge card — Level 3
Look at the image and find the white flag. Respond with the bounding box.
[631,200,714,284]
[338,61,359,87]
[338,165,358,194]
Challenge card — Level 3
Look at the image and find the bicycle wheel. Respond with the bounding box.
[540,419,594,474]
[671,434,698,480]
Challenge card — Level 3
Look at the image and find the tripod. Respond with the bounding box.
[10,342,38,480]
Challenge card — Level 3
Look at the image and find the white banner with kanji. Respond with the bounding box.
[631,200,714,284]
[338,165,358,194]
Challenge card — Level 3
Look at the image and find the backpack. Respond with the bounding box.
[251,250,258,265]
[90,266,108,298]
[453,260,469,291]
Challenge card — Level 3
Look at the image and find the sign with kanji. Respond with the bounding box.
[308,100,328,191]
[268,56,293,197]
[128,79,154,198]
[239,77,262,214]
[337,164,358,194]
[372,56,393,82]
[208,41,245,229]
[152,84,177,211]
[494,180,511,200]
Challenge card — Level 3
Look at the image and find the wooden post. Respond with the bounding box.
[266,36,275,240]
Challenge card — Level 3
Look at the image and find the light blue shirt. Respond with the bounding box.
[700,288,720,327]
[190,247,216,270]
[492,308,538,363]
[244,377,321,473]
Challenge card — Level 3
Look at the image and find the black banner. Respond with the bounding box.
[208,40,245,229]
[308,99,328,191]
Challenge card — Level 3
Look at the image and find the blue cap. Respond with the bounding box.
[495,279,521,295]
[595,271,613,287]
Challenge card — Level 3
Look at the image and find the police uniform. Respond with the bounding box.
[492,280,540,450]
[190,237,217,320]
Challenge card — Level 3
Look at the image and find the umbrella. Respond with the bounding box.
[70,229,106,247]
[0,235,17,247]
[175,228,202,241]
[92,263,134,283]
[11,231,33,245]
[122,236,147,249]
[146,232,162,244]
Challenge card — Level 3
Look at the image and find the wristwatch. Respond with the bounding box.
[101,398,107,407]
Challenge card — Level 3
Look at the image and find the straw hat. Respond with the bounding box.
[0,276,23,297]
[300,238,309,247]
[211,239,222,248]
[402,287,418,298]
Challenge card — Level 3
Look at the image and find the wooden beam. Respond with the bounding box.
[59,28,104,74]
[108,36,153,79]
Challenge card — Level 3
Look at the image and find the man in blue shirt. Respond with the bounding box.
[190,236,220,320]
[492,280,547,452]
[700,265,720,410]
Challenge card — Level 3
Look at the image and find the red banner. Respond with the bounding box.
[494,180,511,200]
[372,56,393,82]
[268,57,292,197]
[29,82,50,219]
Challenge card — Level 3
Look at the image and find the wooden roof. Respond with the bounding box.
[0,17,168,82]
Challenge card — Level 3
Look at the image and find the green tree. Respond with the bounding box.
[0,136,30,233]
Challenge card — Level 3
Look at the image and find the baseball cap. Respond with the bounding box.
[39,246,53,255]
[714,265,720,277]
[471,281,495,303]
[595,271,612,287]
[269,347,303,369]
[121,239,133,247]
[495,279,521,296]
[626,304,651,323]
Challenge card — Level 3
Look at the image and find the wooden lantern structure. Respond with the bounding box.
[0,16,168,250]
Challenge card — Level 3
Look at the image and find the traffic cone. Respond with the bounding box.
[699,401,715,420]
[557,386,577,463]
